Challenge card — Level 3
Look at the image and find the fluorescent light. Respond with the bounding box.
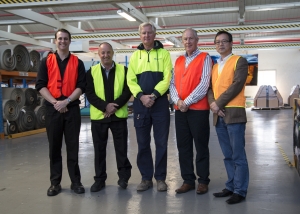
[117,10,136,21]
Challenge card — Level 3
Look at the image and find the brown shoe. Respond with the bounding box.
[196,183,208,194]
[175,183,195,194]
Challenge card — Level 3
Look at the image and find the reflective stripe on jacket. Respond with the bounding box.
[46,53,78,98]
[90,63,128,120]
[212,55,246,107]
[174,52,210,110]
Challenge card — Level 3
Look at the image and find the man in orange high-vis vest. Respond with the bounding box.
[169,28,212,195]
[208,31,249,204]
[36,28,86,197]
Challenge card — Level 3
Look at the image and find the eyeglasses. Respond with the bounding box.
[214,40,230,45]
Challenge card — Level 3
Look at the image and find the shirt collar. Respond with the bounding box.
[100,61,114,70]
[217,53,233,64]
[184,48,200,58]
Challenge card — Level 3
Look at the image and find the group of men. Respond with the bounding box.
[36,22,249,205]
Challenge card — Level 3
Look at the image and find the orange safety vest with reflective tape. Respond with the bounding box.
[174,52,210,110]
[46,53,78,98]
[211,55,245,107]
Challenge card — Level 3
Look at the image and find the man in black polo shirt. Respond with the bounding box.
[36,28,86,196]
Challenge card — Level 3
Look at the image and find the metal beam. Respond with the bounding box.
[5,9,87,34]
[0,30,56,49]
[238,0,245,25]
[62,23,300,41]
[115,2,148,23]
[2,3,300,26]
[0,0,155,9]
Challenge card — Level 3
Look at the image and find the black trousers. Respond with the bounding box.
[175,109,210,185]
[91,120,132,182]
[45,105,81,186]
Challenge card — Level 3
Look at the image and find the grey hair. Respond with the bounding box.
[138,22,156,34]
[182,28,198,39]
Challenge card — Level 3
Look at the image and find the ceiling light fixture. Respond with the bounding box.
[117,10,136,22]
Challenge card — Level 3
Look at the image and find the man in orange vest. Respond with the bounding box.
[208,31,249,204]
[36,28,86,196]
[169,28,212,194]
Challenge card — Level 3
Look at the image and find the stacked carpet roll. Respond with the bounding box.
[2,87,46,135]
[0,44,42,72]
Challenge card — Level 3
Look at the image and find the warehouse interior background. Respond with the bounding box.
[1,0,300,103]
[1,1,300,214]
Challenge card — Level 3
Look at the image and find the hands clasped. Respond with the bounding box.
[210,101,225,117]
[104,103,119,118]
[53,100,68,113]
[140,95,155,108]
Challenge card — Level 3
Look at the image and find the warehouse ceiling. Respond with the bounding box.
[0,0,300,55]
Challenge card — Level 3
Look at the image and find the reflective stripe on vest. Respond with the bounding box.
[90,63,128,120]
[46,53,78,98]
[212,55,246,107]
[174,52,210,110]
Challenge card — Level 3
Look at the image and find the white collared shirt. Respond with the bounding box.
[217,53,233,74]
[100,62,114,78]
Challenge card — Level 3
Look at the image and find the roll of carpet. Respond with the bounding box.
[24,88,38,109]
[17,106,36,132]
[10,88,26,108]
[3,120,18,135]
[29,50,41,72]
[0,44,30,71]
[2,99,19,121]
[34,105,46,129]
[0,47,17,71]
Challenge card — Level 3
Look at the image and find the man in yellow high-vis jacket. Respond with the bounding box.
[86,42,132,191]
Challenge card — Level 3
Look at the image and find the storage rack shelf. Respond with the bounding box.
[0,69,37,139]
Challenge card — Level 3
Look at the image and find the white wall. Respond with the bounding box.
[99,48,300,103]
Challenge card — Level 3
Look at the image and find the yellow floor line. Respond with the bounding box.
[275,142,295,167]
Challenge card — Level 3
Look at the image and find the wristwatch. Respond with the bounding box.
[151,93,157,100]
[67,97,72,103]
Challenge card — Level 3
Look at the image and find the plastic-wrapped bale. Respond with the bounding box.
[34,105,46,129]
[0,44,30,72]
[0,47,17,71]
[24,88,38,109]
[3,121,18,135]
[2,99,19,121]
[17,106,36,132]
[29,50,41,72]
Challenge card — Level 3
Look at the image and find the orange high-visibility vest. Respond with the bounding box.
[174,52,210,110]
[46,53,78,98]
[211,55,245,107]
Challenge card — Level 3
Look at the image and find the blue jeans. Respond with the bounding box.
[215,117,249,197]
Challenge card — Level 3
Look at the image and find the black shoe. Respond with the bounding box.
[213,189,233,197]
[118,179,128,189]
[226,193,245,204]
[90,181,105,192]
[47,184,61,196]
[71,183,85,194]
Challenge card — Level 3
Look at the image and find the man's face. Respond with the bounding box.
[182,30,199,56]
[55,31,71,51]
[215,33,232,56]
[139,25,156,48]
[98,43,114,66]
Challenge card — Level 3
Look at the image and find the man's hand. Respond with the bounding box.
[59,107,68,114]
[210,101,225,117]
[140,95,155,108]
[105,103,119,115]
[54,100,68,112]
[177,99,188,112]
